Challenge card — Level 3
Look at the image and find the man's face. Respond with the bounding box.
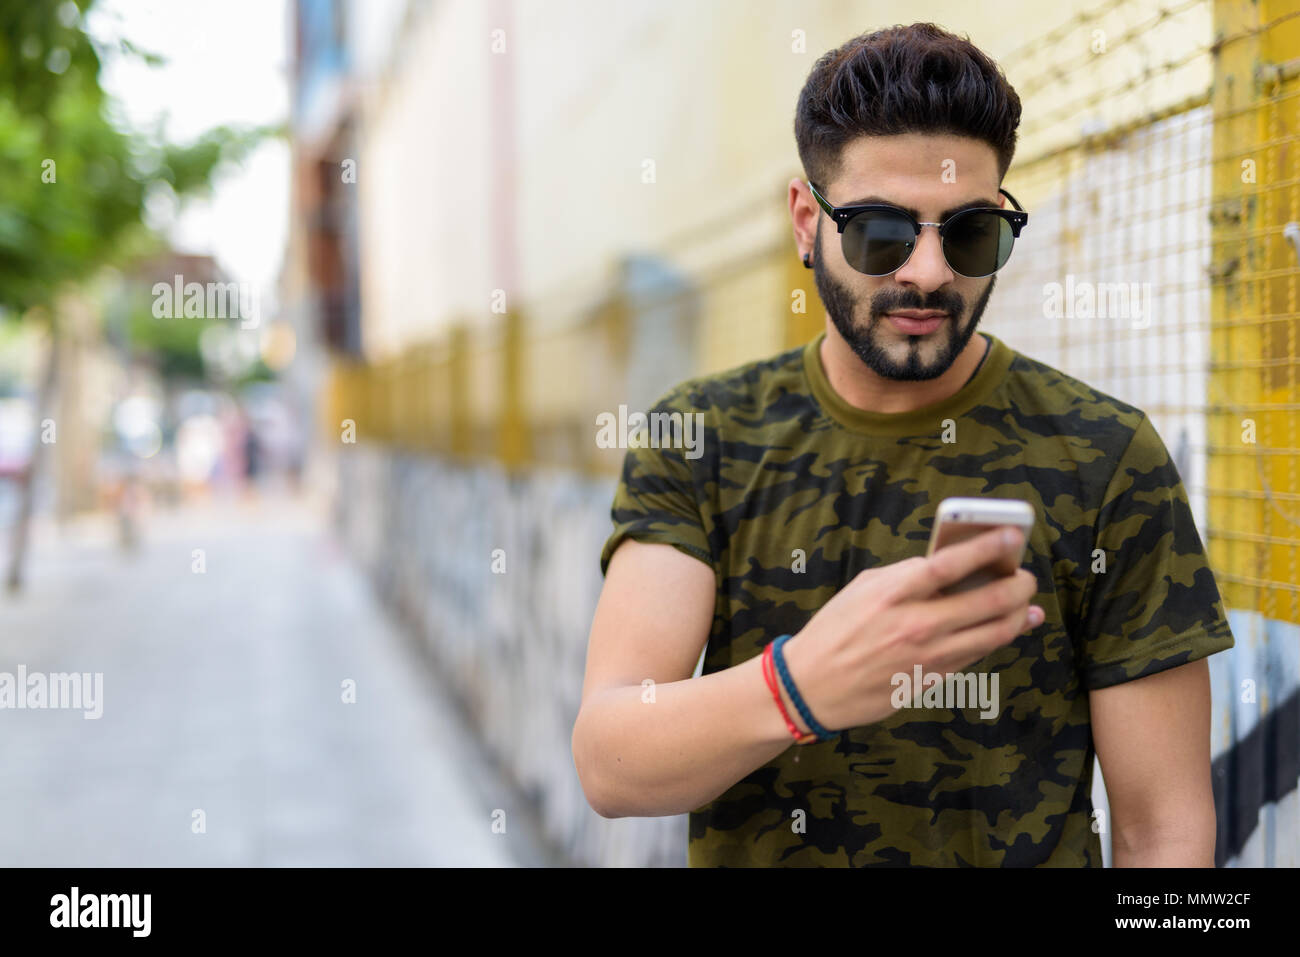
[810,134,1003,381]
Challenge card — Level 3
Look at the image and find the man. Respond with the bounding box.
[571,23,1234,867]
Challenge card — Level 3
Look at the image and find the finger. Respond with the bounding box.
[899,525,1025,599]
[923,568,1039,635]
[927,602,1041,673]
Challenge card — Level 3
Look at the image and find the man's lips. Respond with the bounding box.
[885,310,949,334]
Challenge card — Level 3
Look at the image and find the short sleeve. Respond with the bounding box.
[1078,414,1235,689]
[598,386,713,577]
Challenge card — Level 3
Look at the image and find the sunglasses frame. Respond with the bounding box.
[806,180,1029,278]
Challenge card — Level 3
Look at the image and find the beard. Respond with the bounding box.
[812,218,995,381]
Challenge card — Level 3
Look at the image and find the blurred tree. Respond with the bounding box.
[0,0,277,591]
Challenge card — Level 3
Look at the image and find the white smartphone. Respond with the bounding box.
[925,497,1035,595]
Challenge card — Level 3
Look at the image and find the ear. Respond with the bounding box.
[788,177,819,262]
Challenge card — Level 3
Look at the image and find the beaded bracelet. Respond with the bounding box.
[771,634,835,742]
[761,643,818,744]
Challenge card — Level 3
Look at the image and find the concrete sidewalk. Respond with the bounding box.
[0,494,559,866]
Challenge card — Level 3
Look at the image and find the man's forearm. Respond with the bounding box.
[572,653,803,818]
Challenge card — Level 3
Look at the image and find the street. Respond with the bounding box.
[0,493,553,866]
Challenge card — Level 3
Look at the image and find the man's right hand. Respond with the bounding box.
[780,526,1043,732]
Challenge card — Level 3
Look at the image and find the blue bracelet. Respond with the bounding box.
[771,634,834,742]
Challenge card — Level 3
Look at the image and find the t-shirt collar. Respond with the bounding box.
[802,330,1012,436]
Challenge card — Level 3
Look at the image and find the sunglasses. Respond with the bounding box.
[807,181,1028,278]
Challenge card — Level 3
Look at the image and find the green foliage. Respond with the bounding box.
[123,290,205,379]
[0,0,102,119]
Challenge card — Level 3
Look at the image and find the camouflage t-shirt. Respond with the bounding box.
[599,330,1235,867]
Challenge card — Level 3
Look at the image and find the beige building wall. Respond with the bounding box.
[357,0,496,359]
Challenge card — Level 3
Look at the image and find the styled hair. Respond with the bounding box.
[794,23,1022,188]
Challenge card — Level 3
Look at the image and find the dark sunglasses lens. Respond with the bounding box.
[943,212,1015,277]
[842,210,915,275]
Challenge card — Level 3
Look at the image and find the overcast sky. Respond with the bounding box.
[88,0,291,298]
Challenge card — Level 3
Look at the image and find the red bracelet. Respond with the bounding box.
[761,643,818,745]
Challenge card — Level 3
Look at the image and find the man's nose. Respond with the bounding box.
[892,224,953,293]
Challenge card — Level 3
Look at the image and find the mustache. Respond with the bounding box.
[869,287,965,317]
